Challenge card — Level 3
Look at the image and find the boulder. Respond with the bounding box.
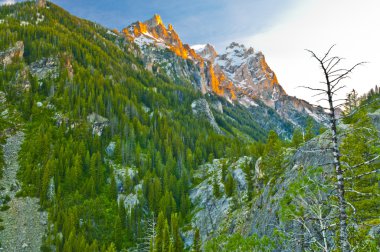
[0,41,24,66]
[30,57,59,80]
[87,113,109,136]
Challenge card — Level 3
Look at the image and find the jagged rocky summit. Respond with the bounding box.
[120,15,327,129]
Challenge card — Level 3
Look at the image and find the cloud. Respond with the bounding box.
[239,0,380,105]
[0,0,16,5]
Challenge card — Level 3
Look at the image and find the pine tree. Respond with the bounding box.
[212,173,220,198]
[192,228,201,252]
[304,118,315,142]
[291,128,304,148]
[118,199,126,229]
[170,213,183,252]
[155,212,170,252]
[110,172,118,201]
[224,173,235,197]
[262,130,283,183]
[344,89,360,114]
[113,216,123,249]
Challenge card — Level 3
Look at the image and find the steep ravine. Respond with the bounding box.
[0,132,47,252]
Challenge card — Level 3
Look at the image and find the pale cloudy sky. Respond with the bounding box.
[0,0,15,5]
[50,0,380,104]
[239,0,380,104]
[1,0,379,104]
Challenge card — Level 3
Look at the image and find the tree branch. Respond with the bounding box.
[329,62,366,84]
[346,189,380,197]
[342,155,380,173]
[345,168,380,181]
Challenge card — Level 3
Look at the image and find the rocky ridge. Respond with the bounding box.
[188,114,380,249]
[122,15,236,100]
[122,16,328,129]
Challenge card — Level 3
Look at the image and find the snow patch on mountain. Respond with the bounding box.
[191,44,207,52]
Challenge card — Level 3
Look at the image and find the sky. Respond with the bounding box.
[1,0,379,105]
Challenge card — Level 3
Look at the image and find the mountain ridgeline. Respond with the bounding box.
[123,14,327,136]
[0,1,379,252]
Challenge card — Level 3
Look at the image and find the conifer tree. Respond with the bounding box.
[170,213,183,252]
[192,228,201,252]
[212,173,220,198]
[224,173,235,198]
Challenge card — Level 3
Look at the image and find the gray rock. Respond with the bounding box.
[106,142,116,156]
[188,157,253,244]
[30,57,59,80]
[0,92,6,104]
[47,177,55,201]
[87,113,109,136]
[369,108,380,132]
[191,99,222,134]
[0,41,24,67]
[211,100,223,114]
[369,225,380,239]
[0,132,47,252]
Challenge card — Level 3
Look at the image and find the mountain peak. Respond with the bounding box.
[123,15,193,59]
[227,42,243,49]
[144,14,164,28]
[224,42,255,56]
[192,44,218,62]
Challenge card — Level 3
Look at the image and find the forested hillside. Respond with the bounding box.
[0,2,259,251]
[0,1,379,252]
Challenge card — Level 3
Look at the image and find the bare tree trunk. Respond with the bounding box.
[303,46,365,252]
[324,63,350,252]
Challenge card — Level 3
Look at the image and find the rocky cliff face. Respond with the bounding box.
[191,99,223,134]
[185,157,253,246]
[187,129,334,249]
[122,15,327,132]
[215,43,284,107]
[213,42,326,126]
[123,14,199,61]
[122,16,236,100]
[0,41,24,67]
[188,113,380,249]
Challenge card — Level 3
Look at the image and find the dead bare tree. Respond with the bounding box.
[136,214,157,252]
[302,45,366,252]
[279,166,339,252]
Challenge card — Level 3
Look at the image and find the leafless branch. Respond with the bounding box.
[313,91,328,97]
[329,62,366,84]
[346,189,380,197]
[326,58,344,73]
[345,169,380,181]
[321,44,336,62]
[298,85,327,92]
[342,155,380,173]
[331,86,347,95]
